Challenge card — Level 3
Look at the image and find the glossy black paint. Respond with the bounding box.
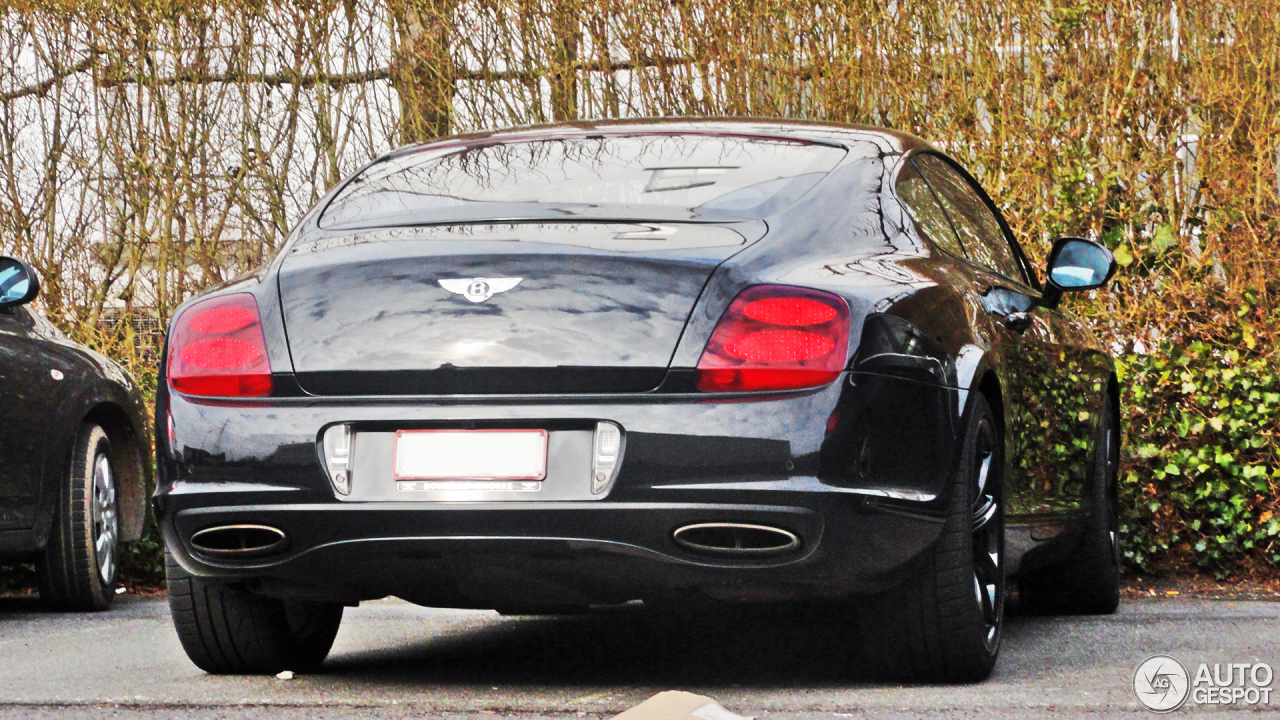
[155,119,1117,608]
[278,224,754,391]
[0,258,154,557]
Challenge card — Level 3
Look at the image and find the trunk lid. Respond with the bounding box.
[277,223,753,395]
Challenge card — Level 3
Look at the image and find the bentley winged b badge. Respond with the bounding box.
[438,277,523,303]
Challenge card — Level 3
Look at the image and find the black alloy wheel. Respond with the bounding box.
[859,393,1005,682]
[1099,402,1122,571]
[970,412,1005,653]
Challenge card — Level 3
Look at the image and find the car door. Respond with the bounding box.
[0,303,55,530]
[897,155,1041,508]
[912,153,1103,521]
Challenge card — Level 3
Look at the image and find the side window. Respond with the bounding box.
[894,158,967,259]
[913,154,1025,283]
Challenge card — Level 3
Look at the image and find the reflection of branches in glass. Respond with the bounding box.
[292,222,744,254]
[323,134,845,226]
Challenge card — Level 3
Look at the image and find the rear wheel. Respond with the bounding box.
[1018,398,1120,615]
[38,423,119,611]
[858,393,1005,682]
[166,553,344,674]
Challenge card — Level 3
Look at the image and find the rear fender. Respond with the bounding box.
[37,371,153,547]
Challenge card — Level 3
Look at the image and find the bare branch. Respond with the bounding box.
[97,67,391,89]
[0,53,98,102]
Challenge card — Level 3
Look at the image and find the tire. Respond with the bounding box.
[858,393,1005,683]
[166,553,344,674]
[37,423,119,611]
[1018,398,1121,615]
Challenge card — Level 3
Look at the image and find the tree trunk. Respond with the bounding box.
[389,0,455,143]
[550,0,580,122]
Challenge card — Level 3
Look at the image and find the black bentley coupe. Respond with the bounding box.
[0,256,153,610]
[157,119,1120,681]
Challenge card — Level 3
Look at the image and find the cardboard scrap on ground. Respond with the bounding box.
[611,691,754,720]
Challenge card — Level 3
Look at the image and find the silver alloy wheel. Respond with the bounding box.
[91,453,118,585]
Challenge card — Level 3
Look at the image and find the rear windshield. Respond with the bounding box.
[319,134,847,229]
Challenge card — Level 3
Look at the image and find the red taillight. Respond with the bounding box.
[724,329,836,362]
[187,306,257,334]
[742,297,839,326]
[696,285,850,392]
[167,294,273,397]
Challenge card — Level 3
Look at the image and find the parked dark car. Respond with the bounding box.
[0,256,153,610]
[157,119,1120,681]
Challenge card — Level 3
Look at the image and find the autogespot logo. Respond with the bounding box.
[1134,655,1190,712]
[1134,655,1275,712]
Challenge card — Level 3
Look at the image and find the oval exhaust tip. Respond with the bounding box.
[673,522,801,558]
[190,525,288,558]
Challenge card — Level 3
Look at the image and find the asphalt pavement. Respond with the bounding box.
[1,595,1276,718]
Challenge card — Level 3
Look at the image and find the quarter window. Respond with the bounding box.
[913,154,1025,282]
[895,159,967,258]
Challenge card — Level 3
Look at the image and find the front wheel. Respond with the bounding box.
[858,393,1005,682]
[166,553,344,674]
[38,423,119,611]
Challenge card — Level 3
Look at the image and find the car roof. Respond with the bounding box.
[386,117,936,159]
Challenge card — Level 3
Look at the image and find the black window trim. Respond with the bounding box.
[909,151,1043,292]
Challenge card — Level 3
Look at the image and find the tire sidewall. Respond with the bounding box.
[1087,398,1122,588]
[857,391,1007,682]
[53,424,118,609]
[85,429,119,593]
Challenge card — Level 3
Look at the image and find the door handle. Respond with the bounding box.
[1004,312,1033,333]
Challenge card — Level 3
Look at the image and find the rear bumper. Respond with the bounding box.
[161,494,945,606]
[156,371,964,606]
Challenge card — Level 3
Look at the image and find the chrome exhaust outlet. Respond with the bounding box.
[672,523,801,558]
[190,525,289,558]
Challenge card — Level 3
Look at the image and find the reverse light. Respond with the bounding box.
[323,424,353,495]
[696,285,850,392]
[591,421,623,494]
[167,293,273,397]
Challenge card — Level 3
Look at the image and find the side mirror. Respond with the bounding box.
[0,256,40,308]
[1041,237,1116,307]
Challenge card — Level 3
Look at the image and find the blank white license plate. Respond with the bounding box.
[392,429,548,480]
